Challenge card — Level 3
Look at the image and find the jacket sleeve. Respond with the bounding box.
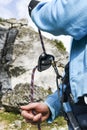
[44,90,62,123]
[30,0,87,40]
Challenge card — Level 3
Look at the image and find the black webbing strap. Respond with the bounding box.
[62,63,81,130]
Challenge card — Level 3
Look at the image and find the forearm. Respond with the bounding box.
[29,0,87,40]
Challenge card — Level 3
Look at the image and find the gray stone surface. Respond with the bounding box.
[0,18,68,112]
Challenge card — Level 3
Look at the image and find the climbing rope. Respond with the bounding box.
[30,65,38,102]
[30,29,61,130]
[30,65,41,130]
[38,29,46,54]
[30,30,46,130]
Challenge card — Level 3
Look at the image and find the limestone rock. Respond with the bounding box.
[1,83,49,113]
[0,18,68,112]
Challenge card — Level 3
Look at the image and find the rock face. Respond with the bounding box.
[0,18,68,112]
[0,27,18,91]
[1,83,49,113]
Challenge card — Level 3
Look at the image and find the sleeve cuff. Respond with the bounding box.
[44,101,56,123]
[28,0,40,16]
[44,91,62,123]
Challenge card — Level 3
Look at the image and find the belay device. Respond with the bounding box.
[30,29,81,130]
[30,29,61,130]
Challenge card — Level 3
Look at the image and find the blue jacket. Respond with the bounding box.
[31,0,87,122]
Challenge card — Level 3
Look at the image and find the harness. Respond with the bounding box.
[30,29,87,130]
[62,63,87,130]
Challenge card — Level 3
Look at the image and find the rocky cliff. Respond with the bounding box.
[0,18,68,112]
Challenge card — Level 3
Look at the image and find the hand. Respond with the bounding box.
[20,102,50,124]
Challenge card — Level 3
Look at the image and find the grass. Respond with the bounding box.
[54,116,67,126]
[0,111,67,130]
[0,111,22,123]
[53,39,66,52]
[0,18,3,22]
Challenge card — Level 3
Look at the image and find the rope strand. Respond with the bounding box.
[30,66,38,102]
[30,29,61,130]
[38,29,46,54]
[30,29,46,130]
[30,65,41,130]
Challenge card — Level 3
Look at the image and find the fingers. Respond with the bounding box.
[21,110,42,124]
[20,102,50,123]
[33,113,42,122]
[21,110,34,120]
[20,103,38,110]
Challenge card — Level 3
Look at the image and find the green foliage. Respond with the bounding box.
[0,111,67,130]
[54,116,67,126]
[0,112,21,123]
[45,117,66,126]
[0,18,3,22]
[53,39,66,51]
